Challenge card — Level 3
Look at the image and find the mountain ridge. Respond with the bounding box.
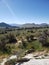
[0,22,49,28]
[20,23,49,28]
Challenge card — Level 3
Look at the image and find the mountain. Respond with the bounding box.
[20,23,49,28]
[10,24,21,27]
[20,23,36,28]
[0,22,49,28]
[40,23,49,27]
[0,22,12,28]
[0,22,19,28]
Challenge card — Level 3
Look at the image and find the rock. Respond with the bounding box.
[16,58,30,63]
[9,55,17,60]
[16,59,49,65]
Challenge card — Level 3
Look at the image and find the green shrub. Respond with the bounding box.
[6,33,17,43]
[32,40,43,51]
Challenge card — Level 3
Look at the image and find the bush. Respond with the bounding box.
[39,30,49,46]
[0,36,11,53]
[5,59,16,65]
[32,40,42,51]
[0,34,17,54]
[21,40,27,49]
[26,35,34,42]
[6,33,17,43]
[0,36,7,51]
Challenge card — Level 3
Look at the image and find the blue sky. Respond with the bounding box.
[0,0,49,24]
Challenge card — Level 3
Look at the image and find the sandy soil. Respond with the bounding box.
[17,59,49,65]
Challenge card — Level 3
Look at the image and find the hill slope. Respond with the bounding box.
[0,22,12,28]
[20,23,49,28]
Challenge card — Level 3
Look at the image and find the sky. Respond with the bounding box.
[0,0,49,24]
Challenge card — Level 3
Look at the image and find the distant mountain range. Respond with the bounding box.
[0,22,49,28]
[20,23,49,28]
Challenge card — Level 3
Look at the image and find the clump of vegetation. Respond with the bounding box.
[18,40,28,50]
[39,29,49,47]
[0,33,17,54]
[0,36,7,52]
[26,35,34,42]
[32,40,43,51]
[6,33,17,43]
[5,59,16,65]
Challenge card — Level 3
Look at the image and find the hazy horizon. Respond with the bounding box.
[0,21,49,25]
[0,0,49,24]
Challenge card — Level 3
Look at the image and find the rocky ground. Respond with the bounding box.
[0,50,49,65]
[16,59,49,65]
